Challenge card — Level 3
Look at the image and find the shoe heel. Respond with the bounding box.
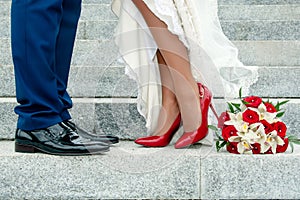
[209,104,219,120]
[15,143,36,153]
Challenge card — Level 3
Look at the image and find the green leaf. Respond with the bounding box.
[214,131,223,141]
[227,102,235,113]
[242,100,249,105]
[278,100,289,106]
[292,140,300,145]
[216,141,221,152]
[275,101,280,111]
[232,103,241,112]
[216,141,227,152]
[288,135,298,140]
[289,135,300,145]
[220,141,228,148]
[239,88,242,100]
[274,100,289,112]
[290,142,294,153]
[276,112,285,118]
[208,125,218,131]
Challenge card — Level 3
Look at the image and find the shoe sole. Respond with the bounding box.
[15,142,109,156]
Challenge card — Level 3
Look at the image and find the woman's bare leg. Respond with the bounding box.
[132,0,202,132]
[153,50,180,136]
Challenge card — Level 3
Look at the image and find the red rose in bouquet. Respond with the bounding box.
[210,88,299,155]
[251,143,261,154]
[264,102,277,113]
[260,119,274,134]
[226,142,239,154]
[273,121,287,138]
[242,109,259,124]
[222,125,238,141]
[218,111,230,129]
[276,138,289,153]
[243,96,262,108]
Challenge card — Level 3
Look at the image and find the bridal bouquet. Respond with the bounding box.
[209,89,300,154]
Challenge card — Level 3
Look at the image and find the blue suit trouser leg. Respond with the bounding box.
[11,0,82,131]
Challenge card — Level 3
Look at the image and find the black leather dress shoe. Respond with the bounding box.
[15,123,110,156]
[64,120,119,144]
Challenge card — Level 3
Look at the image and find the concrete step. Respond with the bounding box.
[1,39,299,67]
[1,65,300,98]
[219,4,300,20]
[1,2,299,40]
[0,98,299,140]
[0,140,299,199]
[218,0,300,5]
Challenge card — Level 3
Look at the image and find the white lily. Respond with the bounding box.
[260,130,285,154]
[229,130,258,154]
[254,124,267,145]
[240,103,248,112]
[249,122,262,132]
[257,103,277,123]
[225,112,249,133]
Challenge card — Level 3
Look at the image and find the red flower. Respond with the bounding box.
[264,148,274,154]
[264,102,277,113]
[227,142,239,154]
[243,96,262,108]
[276,138,289,153]
[273,121,287,138]
[222,125,238,141]
[260,120,274,134]
[242,109,260,124]
[252,143,261,154]
[218,111,230,129]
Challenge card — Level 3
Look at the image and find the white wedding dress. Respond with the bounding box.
[111,0,258,145]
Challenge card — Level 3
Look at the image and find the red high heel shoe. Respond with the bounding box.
[174,83,218,149]
[135,114,181,147]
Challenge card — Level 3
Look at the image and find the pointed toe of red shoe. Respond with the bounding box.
[174,132,195,149]
[134,136,170,147]
[134,136,159,146]
[134,114,181,147]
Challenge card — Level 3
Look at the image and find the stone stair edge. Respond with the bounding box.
[0,140,300,199]
[2,2,300,21]
[1,140,300,157]
[1,25,300,41]
[1,65,300,98]
[1,96,300,103]
[1,39,300,66]
[0,97,299,140]
[3,0,298,5]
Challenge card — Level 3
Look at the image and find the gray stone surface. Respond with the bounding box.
[222,21,300,40]
[0,100,16,139]
[201,148,300,199]
[1,65,300,98]
[0,38,12,66]
[2,38,299,68]
[219,5,300,20]
[2,2,300,41]
[0,98,299,140]
[234,40,300,66]
[0,141,201,199]
[0,141,299,199]
[249,66,300,97]
[0,65,15,97]
[218,0,300,5]
[71,39,120,67]
[80,3,118,21]
[70,40,300,67]
[75,20,300,41]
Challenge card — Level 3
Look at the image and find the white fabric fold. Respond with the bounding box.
[111,0,258,145]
